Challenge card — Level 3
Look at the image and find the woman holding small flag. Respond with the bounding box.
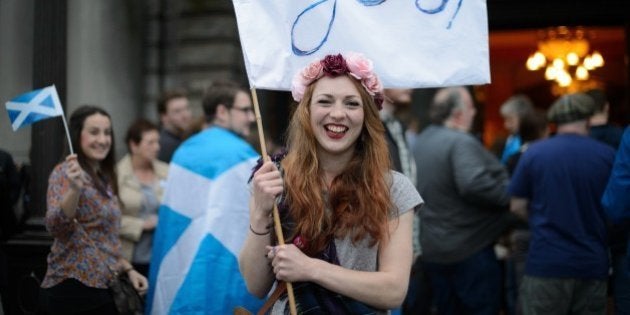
[240,53,423,314]
[39,106,148,314]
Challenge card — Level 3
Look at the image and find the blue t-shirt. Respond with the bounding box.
[501,134,521,164]
[509,133,615,279]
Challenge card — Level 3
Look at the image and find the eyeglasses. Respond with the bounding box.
[231,106,254,115]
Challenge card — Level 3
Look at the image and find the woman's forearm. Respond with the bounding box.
[239,230,275,297]
[239,199,275,298]
[59,187,81,218]
[308,260,410,309]
[309,211,414,309]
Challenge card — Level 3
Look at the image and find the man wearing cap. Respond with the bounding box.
[509,92,615,314]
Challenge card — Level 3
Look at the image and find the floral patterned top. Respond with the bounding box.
[42,161,122,289]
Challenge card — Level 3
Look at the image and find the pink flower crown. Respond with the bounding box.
[291,52,384,109]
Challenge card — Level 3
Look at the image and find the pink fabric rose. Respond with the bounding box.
[291,60,323,102]
[362,74,382,96]
[301,60,324,82]
[291,76,307,102]
[346,52,373,80]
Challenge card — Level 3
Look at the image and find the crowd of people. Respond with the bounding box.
[1,52,628,315]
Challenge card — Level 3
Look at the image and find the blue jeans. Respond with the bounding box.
[402,258,432,315]
[423,245,502,315]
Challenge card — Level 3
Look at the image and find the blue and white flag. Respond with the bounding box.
[5,85,64,131]
[147,127,264,314]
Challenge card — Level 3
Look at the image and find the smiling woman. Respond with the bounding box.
[310,76,365,158]
[39,106,148,314]
[240,53,423,314]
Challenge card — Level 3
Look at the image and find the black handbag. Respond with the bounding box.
[288,281,378,315]
[75,219,144,315]
[256,280,378,315]
[109,271,144,315]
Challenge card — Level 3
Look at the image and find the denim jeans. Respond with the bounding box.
[423,245,501,315]
[402,258,432,315]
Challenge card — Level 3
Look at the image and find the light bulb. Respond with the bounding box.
[545,66,557,80]
[533,52,546,67]
[576,66,589,80]
[583,56,595,70]
[526,56,539,70]
[591,51,604,67]
[557,71,572,87]
[553,58,565,69]
[566,52,579,66]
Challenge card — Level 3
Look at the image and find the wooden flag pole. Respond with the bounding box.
[250,87,298,315]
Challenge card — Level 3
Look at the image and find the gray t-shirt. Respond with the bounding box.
[272,171,423,314]
[132,182,160,263]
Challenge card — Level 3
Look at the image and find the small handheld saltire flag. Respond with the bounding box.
[5,85,64,131]
[147,127,264,314]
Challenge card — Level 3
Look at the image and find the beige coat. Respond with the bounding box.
[116,154,169,261]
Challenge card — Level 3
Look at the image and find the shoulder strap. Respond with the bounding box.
[257,281,287,315]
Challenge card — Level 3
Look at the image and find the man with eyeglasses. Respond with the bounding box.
[147,79,263,313]
[204,80,256,139]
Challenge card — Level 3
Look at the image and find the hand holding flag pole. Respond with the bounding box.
[250,87,298,315]
[4,85,74,155]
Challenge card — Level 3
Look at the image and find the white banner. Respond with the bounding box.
[233,0,490,90]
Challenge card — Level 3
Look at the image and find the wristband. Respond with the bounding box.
[249,224,270,236]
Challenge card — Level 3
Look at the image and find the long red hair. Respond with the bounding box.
[282,75,393,256]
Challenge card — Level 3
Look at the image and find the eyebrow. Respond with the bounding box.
[314,93,360,99]
[86,126,111,131]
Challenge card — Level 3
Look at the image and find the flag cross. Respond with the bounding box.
[5,86,63,131]
[4,85,74,154]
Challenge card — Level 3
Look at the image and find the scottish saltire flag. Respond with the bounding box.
[5,85,64,131]
[147,127,264,314]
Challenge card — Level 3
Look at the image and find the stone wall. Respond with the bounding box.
[143,0,249,121]
[0,0,34,164]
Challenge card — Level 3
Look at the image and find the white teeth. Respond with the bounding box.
[326,125,347,133]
